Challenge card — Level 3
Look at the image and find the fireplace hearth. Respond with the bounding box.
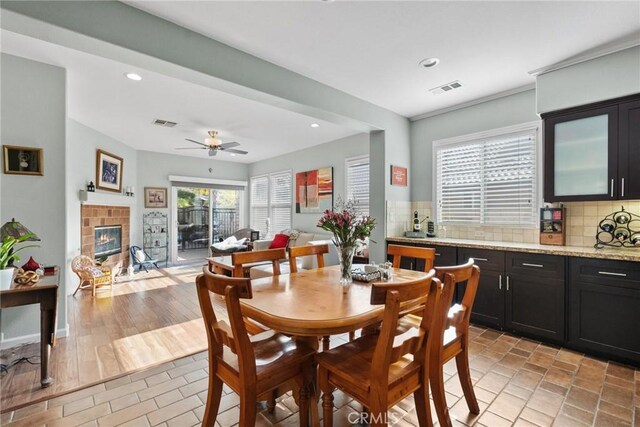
[95,225,122,258]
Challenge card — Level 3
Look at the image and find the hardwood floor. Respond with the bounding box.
[0,265,218,412]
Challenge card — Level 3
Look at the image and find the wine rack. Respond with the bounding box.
[594,206,640,249]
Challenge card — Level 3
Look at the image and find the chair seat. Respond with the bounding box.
[78,266,111,278]
[316,334,420,397]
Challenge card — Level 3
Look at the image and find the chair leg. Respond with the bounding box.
[238,390,257,427]
[456,343,480,414]
[143,264,149,273]
[413,383,434,427]
[267,390,277,413]
[92,280,96,297]
[368,403,388,427]
[322,336,330,351]
[430,362,453,427]
[348,331,355,341]
[319,366,333,427]
[297,376,309,427]
[202,373,223,426]
[72,280,84,296]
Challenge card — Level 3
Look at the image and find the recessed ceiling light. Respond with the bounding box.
[418,58,440,68]
[125,72,142,81]
[230,153,236,157]
[310,123,320,128]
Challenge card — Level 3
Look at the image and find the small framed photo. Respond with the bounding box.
[3,145,43,176]
[144,187,168,208]
[390,165,407,186]
[250,230,260,242]
[96,149,123,192]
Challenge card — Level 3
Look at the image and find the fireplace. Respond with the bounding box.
[95,225,122,258]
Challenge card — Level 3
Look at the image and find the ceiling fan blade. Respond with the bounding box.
[223,148,248,155]
[185,138,209,147]
[208,149,218,157]
[175,147,206,150]
[219,141,240,149]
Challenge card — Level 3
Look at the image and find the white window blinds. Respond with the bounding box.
[435,126,538,226]
[345,156,370,217]
[250,171,292,237]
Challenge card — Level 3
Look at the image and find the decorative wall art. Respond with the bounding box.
[144,187,168,208]
[295,167,333,213]
[390,165,408,186]
[96,149,123,192]
[3,145,43,176]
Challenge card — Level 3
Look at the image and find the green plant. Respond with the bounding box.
[0,233,38,269]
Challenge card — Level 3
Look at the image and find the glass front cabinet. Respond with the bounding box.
[543,94,640,201]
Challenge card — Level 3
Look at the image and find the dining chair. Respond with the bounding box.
[317,270,455,427]
[399,259,481,427]
[387,244,436,272]
[196,270,317,427]
[288,243,328,273]
[231,248,286,278]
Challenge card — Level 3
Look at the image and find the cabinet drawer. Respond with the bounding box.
[413,243,457,267]
[506,252,565,280]
[458,248,504,272]
[570,257,640,290]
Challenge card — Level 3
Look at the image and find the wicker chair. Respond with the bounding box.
[71,255,120,296]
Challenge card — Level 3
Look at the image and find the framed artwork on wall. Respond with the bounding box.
[2,145,43,176]
[295,167,333,213]
[390,165,408,186]
[144,187,168,208]
[96,149,123,192]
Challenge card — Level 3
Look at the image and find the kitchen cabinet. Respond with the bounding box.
[386,242,456,271]
[543,93,640,202]
[568,257,640,365]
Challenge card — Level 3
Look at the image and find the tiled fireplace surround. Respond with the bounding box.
[387,200,640,247]
[81,205,130,268]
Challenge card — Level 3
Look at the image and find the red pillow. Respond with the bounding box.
[269,233,289,249]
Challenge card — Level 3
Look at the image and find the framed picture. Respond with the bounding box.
[3,145,43,176]
[144,187,168,208]
[390,165,408,186]
[295,167,333,213]
[250,230,260,242]
[96,149,123,192]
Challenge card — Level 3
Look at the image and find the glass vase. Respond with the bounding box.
[338,245,356,292]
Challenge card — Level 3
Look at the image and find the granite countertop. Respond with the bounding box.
[386,236,640,262]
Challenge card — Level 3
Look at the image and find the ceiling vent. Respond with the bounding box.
[152,119,178,127]
[429,80,463,95]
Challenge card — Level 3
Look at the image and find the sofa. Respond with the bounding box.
[249,230,339,279]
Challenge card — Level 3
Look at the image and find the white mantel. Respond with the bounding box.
[79,190,136,207]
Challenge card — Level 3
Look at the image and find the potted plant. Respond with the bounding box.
[0,233,37,290]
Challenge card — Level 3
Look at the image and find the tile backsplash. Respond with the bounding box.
[386,200,640,248]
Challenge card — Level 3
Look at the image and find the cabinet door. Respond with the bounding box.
[505,253,565,343]
[413,244,456,271]
[618,99,640,200]
[544,105,618,201]
[568,258,640,364]
[458,248,505,328]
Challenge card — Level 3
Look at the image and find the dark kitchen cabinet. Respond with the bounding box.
[386,242,456,271]
[543,93,640,202]
[568,257,640,365]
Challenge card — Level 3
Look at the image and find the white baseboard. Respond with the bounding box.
[0,324,68,350]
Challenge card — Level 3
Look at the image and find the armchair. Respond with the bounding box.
[71,255,121,296]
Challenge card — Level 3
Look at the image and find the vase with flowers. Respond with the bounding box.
[317,198,376,291]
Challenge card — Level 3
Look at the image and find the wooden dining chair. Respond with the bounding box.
[388,244,436,272]
[317,270,455,427]
[398,259,481,427]
[288,244,328,273]
[231,248,286,278]
[196,270,317,427]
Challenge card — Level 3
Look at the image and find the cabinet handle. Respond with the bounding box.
[598,271,627,277]
[522,263,544,268]
[621,178,625,198]
[435,253,441,256]
[610,178,614,197]
[506,275,510,291]
[474,257,489,262]
[499,274,502,290]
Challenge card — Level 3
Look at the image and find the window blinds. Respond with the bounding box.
[250,171,292,237]
[435,129,537,226]
[345,156,370,217]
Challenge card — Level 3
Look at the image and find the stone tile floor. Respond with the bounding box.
[1,325,638,426]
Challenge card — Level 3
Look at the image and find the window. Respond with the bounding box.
[434,123,539,226]
[250,170,292,237]
[345,155,370,217]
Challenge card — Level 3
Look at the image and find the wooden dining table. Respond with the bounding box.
[241,264,431,347]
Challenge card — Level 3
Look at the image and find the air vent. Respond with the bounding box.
[152,119,178,127]
[429,80,463,95]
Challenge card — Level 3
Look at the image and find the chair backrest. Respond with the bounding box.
[232,228,254,241]
[130,245,143,264]
[434,258,480,333]
[196,269,257,379]
[288,244,328,273]
[71,255,95,272]
[387,244,436,272]
[231,248,286,278]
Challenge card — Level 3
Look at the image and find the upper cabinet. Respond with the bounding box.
[543,94,640,202]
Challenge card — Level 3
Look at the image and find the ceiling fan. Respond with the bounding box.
[176,130,248,157]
